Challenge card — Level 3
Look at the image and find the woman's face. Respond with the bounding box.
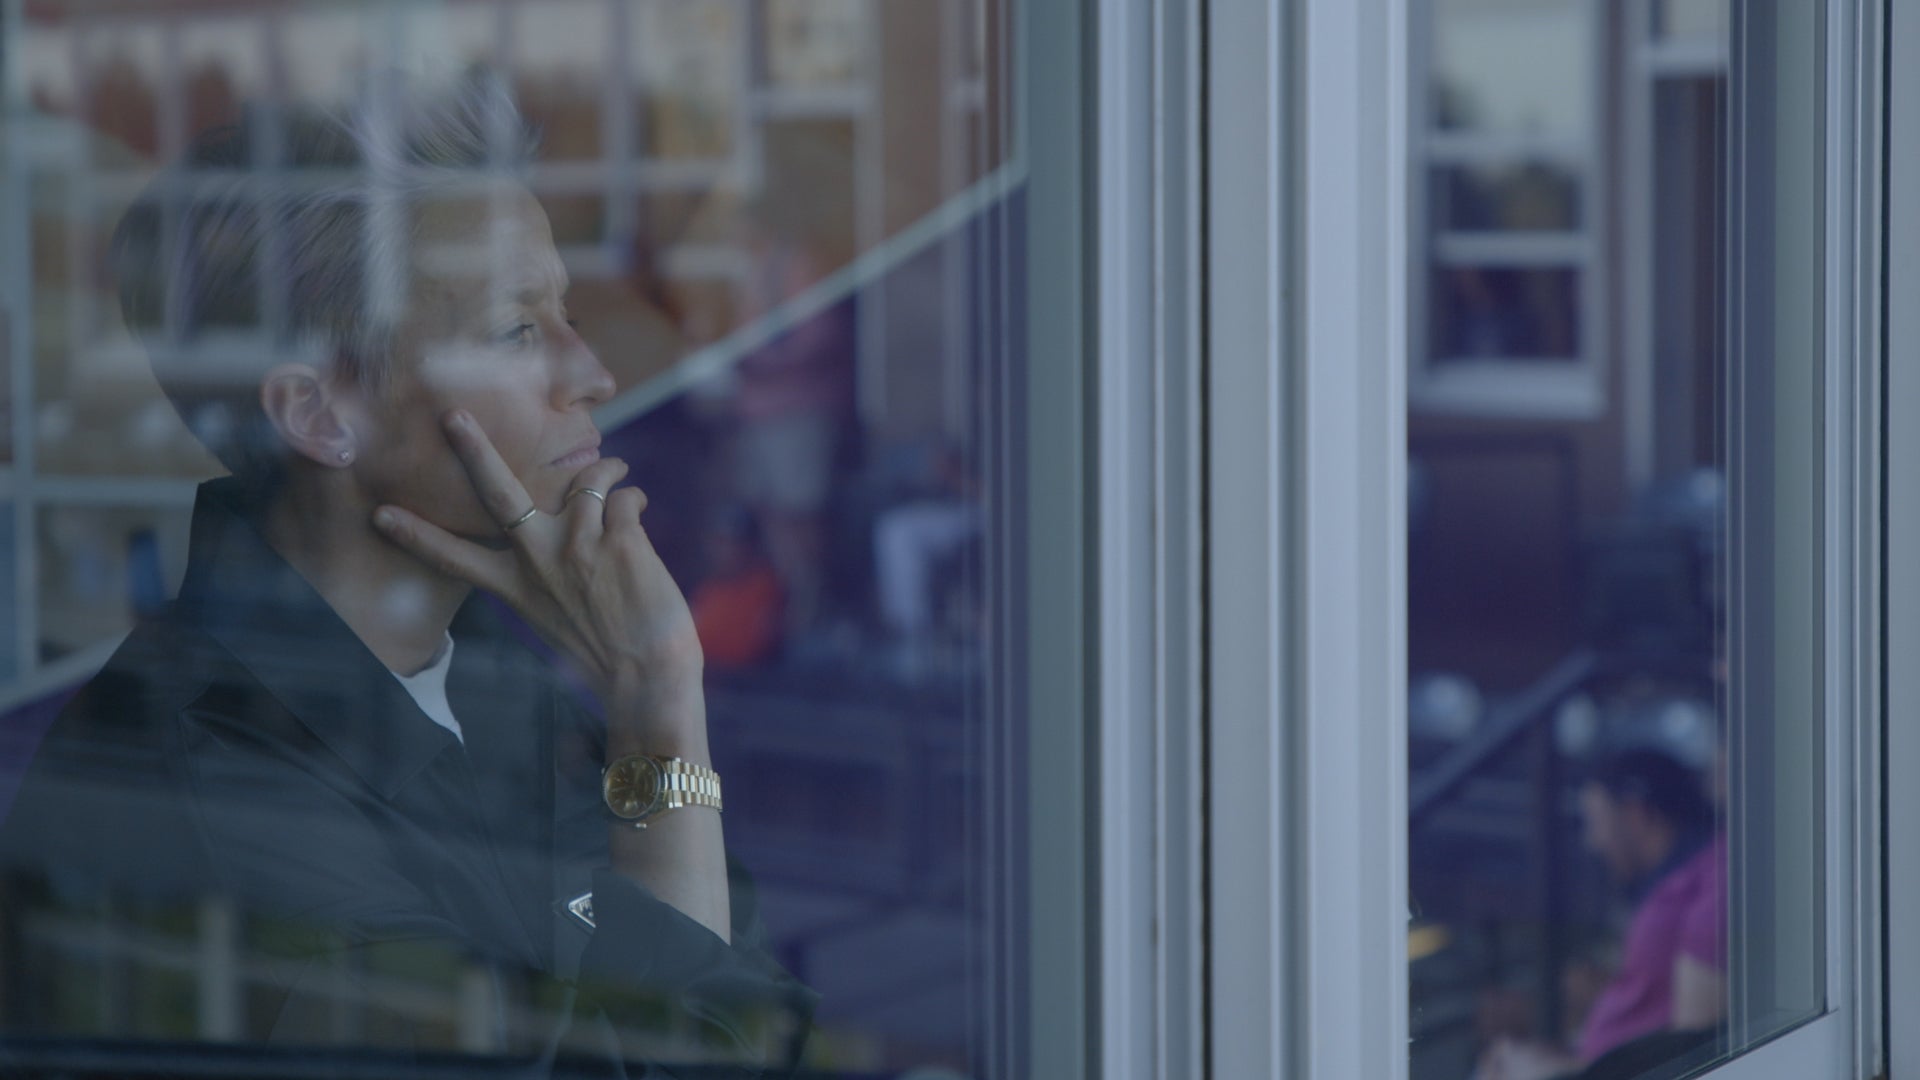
[356,186,615,540]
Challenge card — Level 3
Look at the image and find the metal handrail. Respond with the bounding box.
[1408,647,1710,828]
[1407,645,1714,1044]
[1408,650,1601,828]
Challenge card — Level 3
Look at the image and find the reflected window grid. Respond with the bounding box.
[1409,1,1827,1077]
[1416,0,1604,405]
[3,0,990,689]
[1,3,1006,1070]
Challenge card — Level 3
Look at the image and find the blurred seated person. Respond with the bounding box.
[730,201,855,638]
[873,443,981,644]
[1481,749,1724,1080]
[691,509,786,671]
[0,74,811,1072]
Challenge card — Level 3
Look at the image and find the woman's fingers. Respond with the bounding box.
[605,485,650,534]
[441,410,542,535]
[561,457,630,539]
[372,504,517,594]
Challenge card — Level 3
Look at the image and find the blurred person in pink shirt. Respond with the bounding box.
[1481,749,1724,1080]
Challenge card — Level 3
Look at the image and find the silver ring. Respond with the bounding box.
[502,505,539,532]
[565,487,607,508]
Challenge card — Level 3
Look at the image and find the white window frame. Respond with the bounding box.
[1618,0,1732,495]
[1021,0,1090,1074]
[1714,4,1884,1079]
[1205,0,1412,1075]
[1825,2,1888,1074]
[1877,0,1920,1072]
[1407,0,1610,420]
[1090,0,1207,1078]
[1199,0,1886,1077]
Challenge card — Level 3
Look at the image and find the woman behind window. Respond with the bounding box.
[0,72,812,1074]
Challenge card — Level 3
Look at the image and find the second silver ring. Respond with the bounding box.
[565,487,607,508]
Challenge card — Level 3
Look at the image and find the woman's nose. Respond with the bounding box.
[556,323,616,408]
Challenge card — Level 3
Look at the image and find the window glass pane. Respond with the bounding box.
[0,2,1060,1078]
[1419,0,1596,398]
[0,505,17,683]
[767,0,868,89]
[1428,266,1581,362]
[1408,2,1827,1078]
[79,22,167,168]
[283,8,386,108]
[1658,0,1730,41]
[1432,0,1591,135]
[36,504,190,664]
[178,18,262,136]
[632,0,741,162]
[399,4,500,74]
[1723,0,1827,1045]
[514,0,611,162]
[1432,162,1583,233]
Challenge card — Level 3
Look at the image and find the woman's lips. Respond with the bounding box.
[550,442,601,469]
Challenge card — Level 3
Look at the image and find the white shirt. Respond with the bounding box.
[392,633,463,745]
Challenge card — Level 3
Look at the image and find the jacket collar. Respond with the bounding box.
[177,478,467,800]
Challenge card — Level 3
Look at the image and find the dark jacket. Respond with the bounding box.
[0,478,814,1076]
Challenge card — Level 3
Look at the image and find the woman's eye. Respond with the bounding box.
[497,323,536,347]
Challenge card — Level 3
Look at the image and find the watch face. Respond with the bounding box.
[603,756,664,820]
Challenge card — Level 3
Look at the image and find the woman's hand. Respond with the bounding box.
[372,409,705,751]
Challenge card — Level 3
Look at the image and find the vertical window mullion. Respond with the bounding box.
[1205,0,1410,1076]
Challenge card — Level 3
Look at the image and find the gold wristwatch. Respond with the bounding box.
[601,754,723,829]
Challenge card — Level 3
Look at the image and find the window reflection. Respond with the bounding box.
[1431,0,1591,134]
[515,0,612,166]
[633,0,741,163]
[767,0,867,89]
[1410,1,1824,1079]
[1431,163,1582,233]
[1420,0,1596,397]
[284,9,390,107]
[0,1,1018,1077]
[1429,266,1581,362]
[1656,0,1729,41]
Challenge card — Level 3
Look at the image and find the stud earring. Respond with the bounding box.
[338,449,352,464]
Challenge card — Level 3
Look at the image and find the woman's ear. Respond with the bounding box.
[260,363,361,468]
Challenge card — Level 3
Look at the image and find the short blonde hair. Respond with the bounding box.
[110,69,538,486]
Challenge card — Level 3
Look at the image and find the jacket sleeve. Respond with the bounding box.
[573,867,816,1071]
[176,703,817,1077]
